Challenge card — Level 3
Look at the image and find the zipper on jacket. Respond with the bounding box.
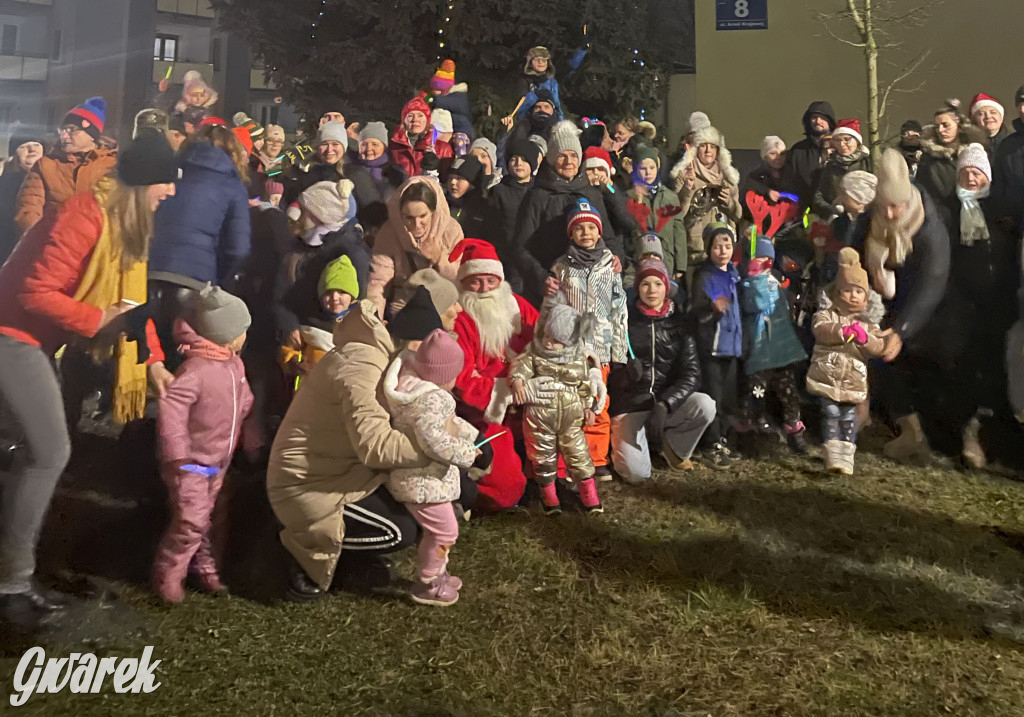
[226,364,239,461]
[649,321,656,395]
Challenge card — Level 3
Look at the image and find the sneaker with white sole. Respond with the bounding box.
[411,573,460,606]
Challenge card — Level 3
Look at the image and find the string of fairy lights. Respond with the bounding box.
[436,0,454,61]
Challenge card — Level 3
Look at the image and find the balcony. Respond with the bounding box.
[153,59,213,84]
[156,0,215,19]
[0,53,46,80]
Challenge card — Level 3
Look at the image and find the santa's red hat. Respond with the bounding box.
[583,146,614,176]
[832,118,862,145]
[449,238,504,282]
[970,92,1004,118]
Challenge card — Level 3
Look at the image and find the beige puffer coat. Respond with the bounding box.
[805,286,886,404]
[267,300,429,589]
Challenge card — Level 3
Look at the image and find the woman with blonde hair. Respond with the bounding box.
[0,134,179,629]
[148,123,252,366]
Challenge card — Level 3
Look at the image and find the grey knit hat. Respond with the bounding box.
[470,137,497,168]
[546,120,582,166]
[637,232,664,260]
[528,134,548,158]
[358,121,389,146]
[190,285,251,346]
[317,120,348,145]
[405,268,459,316]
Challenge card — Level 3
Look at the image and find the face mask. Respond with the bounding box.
[530,111,554,130]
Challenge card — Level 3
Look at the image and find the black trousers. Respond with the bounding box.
[700,356,738,445]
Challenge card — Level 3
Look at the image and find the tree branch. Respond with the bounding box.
[878,50,931,119]
[819,21,867,48]
[846,0,867,36]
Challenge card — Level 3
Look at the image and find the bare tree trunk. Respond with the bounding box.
[864,0,881,165]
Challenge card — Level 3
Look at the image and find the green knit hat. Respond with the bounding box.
[317,255,359,299]
[635,145,660,168]
[702,221,735,255]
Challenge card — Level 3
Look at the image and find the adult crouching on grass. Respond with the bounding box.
[0,133,179,630]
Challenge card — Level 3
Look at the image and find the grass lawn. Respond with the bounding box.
[3,428,1024,716]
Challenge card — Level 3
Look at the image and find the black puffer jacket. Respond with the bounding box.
[992,117,1024,228]
[488,174,533,293]
[607,301,701,417]
[512,162,626,305]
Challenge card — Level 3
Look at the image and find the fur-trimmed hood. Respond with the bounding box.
[446,82,469,95]
[919,122,989,160]
[818,283,885,325]
[670,125,740,186]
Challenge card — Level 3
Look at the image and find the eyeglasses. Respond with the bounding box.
[835,136,858,145]
[59,125,84,137]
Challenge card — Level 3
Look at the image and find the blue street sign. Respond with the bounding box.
[716,0,768,30]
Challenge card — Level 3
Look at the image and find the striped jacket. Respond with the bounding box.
[550,249,628,364]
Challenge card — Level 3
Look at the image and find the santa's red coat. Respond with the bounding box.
[454,292,538,512]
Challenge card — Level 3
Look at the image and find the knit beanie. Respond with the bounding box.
[760,135,785,160]
[566,197,602,237]
[401,96,432,125]
[900,119,923,135]
[635,256,669,291]
[583,146,613,176]
[317,255,359,299]
[702,221,735,255]
[637,232,664,260]
[406,268,459,316]
[232,126,254,156]
[507,137,540,173]
[430,59,457,94]
[413,329,464,385]
[232,112,265,141]
[470,138,497,169]
[116,132,180,186]
[190,284,252,346]
[133,108,169,140]
[635,145,660,168]
[957,142,992,182]
[687,111,711,134]
[875,147,913,205]
[388,286,443,341]
[263,124,285,143]
[317,120,348,146]
[751,236,775,261]
[453,155,485,187]
[546,120,582,166]
[7,125,44,157]
[300,179,357,227]
[64,97,106,142]
[359,121,389,147]
[546,304,583,346]
[528,134,548,159]
[432,108,454,134]
[836,247,869,294]
[533,88,557,109]
[839,170,878,206]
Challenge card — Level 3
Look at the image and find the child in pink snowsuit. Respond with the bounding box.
[152,286,255,604]
[383,329,479,606]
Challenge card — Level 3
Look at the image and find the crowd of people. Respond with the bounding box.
[0,47,1022,626]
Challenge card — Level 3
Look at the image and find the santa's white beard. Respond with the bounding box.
[460,282,518,358]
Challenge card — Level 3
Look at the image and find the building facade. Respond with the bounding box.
[0,0,295,154]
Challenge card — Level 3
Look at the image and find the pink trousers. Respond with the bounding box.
[405,502,459,582]
[152,466,225,587]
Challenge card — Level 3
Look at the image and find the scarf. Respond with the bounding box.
[636,299,672,318]
[358,153,389,183]
[302,222,344,247]
[833,148,868,168]
[864,186,926,299]
[564,238,608,269]
[181,336,234,361]
[71,178,149,424]
[956,184,991,246]
[258,152,284,172]
[694,157,723,187]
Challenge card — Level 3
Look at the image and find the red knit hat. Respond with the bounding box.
[583,146,613,176]
[450,238,504,282]
[566,197,603,238]
[832,118,862,144]
[970,92,1004,118]
[401,95,432,125]
[413,329,465,386]
[635,256,669,291]
[198,116,228,128]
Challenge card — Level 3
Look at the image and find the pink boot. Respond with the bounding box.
[539,481,561,516]
[577,478,604,514]
[152,567,185,604]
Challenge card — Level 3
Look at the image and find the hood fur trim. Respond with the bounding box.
[920,123,989,160]
[383,351,439,406]
[671,132,740,187]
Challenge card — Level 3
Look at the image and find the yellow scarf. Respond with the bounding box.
[71,178,149,424]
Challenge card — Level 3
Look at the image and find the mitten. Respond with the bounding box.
[842,323,869,345]
[420,151,440,172]
[588,367,607,413]
[647,402,669,445]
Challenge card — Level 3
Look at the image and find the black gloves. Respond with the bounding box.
[420,151,440,173]
[647,402,669,446]
[473,431,494,470]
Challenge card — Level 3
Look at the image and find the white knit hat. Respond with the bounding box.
[957,142,992,182]
[760,135,785,160]
[839,170,878,206]
[300,179,356,228]
[687,111,711,134]
[546,120,582,166]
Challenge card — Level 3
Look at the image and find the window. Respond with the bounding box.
[1,25,17,56]
[154,34,177,62]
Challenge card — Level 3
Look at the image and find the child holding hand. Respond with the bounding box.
[805,248,886,475]
[510,300,607,515]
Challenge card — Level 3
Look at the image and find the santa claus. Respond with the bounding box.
[449,238,543,512]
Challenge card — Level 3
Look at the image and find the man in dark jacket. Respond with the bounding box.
[446,155,496,241]
[606,256,716,481]
[786,101,836,209]
[488,138,539,293]
[992,85,1024,231]
[512,121,628,306]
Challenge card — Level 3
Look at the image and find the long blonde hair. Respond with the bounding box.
[98,178,156,270]
[183,124,251,184]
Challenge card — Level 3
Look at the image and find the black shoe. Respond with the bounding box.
[754,416,775,435]
[0,585,70,630]
[542,503,562,516]
[584,502,604,515]
[719,438,743,462]
[283,556,323,603]
[593,465,613,482]
[786,429,809,455]
[334,554,395,594]
[699,443,735,470]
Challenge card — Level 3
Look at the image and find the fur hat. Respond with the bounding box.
[413,329,464,386]
[635,256,669,291]
[970,92,1004,119]
[431,59,457,94]
[406,268,460,316]
[875,148,913,205]
[358,121,388,146]
[637,232,664,260]
[300,179,356,228]
[316,120,348,146]
[566,197,603,237]
[687,111,711,134]
[583,146,613,176]
[317,255,359,299]
[760,135,785,160]
[833,118,862,145]
[836,247,869,294]
[957,142,992,182]
[673,125,740,187]
[839,170,878,206]
[524,46,554,75]
[431,108,454,134]
[265,124,286,143]
[189,284,251,346]
[546,120,582,166]
[450,238,504,282]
